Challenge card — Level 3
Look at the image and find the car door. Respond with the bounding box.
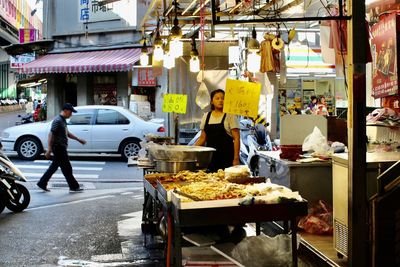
[66,109,94,151]
[91,108,130,152]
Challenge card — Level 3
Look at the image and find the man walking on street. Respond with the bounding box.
[37,103,86,192]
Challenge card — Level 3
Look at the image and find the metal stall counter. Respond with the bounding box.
[258,150,333,204]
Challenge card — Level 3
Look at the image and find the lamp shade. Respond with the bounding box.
[170,39,183,58]
[153,46,164,61]
[140,52,149,66]
[190,56,200,72]
[247,52,260,73]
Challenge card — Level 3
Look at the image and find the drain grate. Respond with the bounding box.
[49,182,95,190]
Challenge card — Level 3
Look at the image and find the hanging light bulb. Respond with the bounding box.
[169,0,183,58]
[153,21,164,61]
[189,38,200,72]
[163,42,175,69]
[247,51,260,73]
[140,39,149,66]
[247,26,260,73]
[170,39,183,58]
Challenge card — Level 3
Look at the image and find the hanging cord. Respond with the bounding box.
[200,0,205,80]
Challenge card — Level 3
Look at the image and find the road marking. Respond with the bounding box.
[132,195,143,199]
[121,192,134,195]
[26,195,115,211]
[16,165,103,171]
[24,173,99,179]
[34,160,106,165]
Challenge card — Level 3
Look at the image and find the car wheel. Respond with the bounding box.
[17,137,42,160]
[121,140,141,160]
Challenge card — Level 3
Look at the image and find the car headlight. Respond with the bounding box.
[2,132,9,138]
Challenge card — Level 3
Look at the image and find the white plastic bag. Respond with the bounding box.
[231,234,299,267]
[195,82,210,109]
[302,126,330,153]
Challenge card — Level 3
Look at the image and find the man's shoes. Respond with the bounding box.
[69,188,84,193]
[37,183,50,192]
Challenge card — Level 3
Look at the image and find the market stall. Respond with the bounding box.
[142,169,308,267]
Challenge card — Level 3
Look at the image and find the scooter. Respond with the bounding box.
[15,113,33,125]
[0,149,30,213]
[239,119,273,175]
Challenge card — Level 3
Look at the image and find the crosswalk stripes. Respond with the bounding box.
[16,160,106,181]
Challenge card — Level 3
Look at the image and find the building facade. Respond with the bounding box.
[26,0,149,118]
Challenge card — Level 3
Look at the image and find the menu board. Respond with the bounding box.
[223,79,261,117]
[162,94,187,114]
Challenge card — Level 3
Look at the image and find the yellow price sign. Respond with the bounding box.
[223,79,261,118]
[162,94,188,114]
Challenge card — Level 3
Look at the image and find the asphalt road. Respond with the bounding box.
[0,110,164,267]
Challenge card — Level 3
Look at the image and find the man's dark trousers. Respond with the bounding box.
[37,145,80,190]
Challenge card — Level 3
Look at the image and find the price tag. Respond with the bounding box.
[223,79,261,117]
[162,94,188,114]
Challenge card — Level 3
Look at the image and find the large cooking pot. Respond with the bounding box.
[148,145,215,169]
[155,160,196,173]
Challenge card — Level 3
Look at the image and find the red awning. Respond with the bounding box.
[20,48,141,74]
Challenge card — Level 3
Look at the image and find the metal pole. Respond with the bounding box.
[348,0,368,265]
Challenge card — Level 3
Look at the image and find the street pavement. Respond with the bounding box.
[0,110,165,266]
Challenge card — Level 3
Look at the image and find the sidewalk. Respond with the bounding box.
[0,105,24,113]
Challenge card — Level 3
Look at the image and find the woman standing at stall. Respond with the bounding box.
[195,89,240,172]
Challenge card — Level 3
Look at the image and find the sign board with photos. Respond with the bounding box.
[371,13,399,98]
[162,94,188,114]
[223,79,261,118]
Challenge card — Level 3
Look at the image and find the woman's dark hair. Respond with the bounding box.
[210,89,225,110]
[310,96,317,102]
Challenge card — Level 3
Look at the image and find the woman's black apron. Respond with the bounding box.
[204,112,234,172]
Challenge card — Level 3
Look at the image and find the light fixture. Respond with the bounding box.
[169,0,183,58]
[140,38,149,66]
[170,38,183,58]
[170,0,182,40]
[248,26,260,52]
[153,22,164,61]
[163,42,175,69]
[247,52,260,73]
[189,38,200,72]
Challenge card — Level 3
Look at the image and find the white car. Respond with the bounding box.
[1,105,165,160]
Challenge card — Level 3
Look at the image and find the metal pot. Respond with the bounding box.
[155,160,196,173]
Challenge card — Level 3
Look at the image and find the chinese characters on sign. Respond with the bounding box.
[78,0,136,25]
[19,29,37,43]
[138,68,156,86]
[10,54,35,69]
[162,94,188,114]
[371,13,399,98]
[223,79,261,118]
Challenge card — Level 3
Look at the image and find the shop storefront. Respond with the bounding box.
[18,48,141,118]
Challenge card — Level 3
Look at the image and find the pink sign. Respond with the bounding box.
[19,28,36,43]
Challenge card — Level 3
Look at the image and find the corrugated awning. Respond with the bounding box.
[20,48,141,74]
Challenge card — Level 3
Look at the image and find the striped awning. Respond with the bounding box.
[285,44,336,74]
[20,48,141,74]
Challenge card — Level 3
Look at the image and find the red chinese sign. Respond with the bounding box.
[371,13,399,98]
[138,68,156,87]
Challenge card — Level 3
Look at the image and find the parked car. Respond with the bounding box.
[1,105,165,160]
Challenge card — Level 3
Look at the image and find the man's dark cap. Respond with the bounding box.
[63,103,77,113]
